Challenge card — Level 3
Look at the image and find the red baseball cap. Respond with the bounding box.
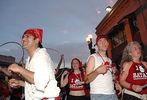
[96,35,107,45]
[24,28,43,43]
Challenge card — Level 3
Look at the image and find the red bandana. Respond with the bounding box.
[24,28,43,43]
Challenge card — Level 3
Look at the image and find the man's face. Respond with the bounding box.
[22,34,36,50]
[96,38,109,52]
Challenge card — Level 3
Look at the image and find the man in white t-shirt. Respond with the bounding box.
[8,28,60,100]
[85,35,121,100]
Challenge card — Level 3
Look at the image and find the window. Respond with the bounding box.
[111,24,127,48]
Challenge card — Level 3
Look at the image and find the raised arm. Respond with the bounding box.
[60,70,69,87]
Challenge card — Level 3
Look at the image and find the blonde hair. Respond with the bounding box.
[120,41,142,66]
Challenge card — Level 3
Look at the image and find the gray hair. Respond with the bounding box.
[120,41,142,66]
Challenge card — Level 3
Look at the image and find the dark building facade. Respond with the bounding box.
[0,55,15,67]
[95,0,147,64]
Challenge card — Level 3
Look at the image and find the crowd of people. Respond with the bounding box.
[0,28,146,100]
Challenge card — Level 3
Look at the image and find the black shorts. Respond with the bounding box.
[67,95,88,100]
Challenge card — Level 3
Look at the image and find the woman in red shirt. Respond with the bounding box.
[120,41,147,100]
[60,58,88,100]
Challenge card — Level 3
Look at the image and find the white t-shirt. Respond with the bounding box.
[25,48,60,100]
[87,53,115,94]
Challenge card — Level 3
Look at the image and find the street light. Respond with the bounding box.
[86,33,96,54]
[105,6,112,12]
[86,33,93,44]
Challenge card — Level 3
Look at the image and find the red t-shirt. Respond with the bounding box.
[126,61,147,94]
[68,72,85,91]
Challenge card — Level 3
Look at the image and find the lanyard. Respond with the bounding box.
[97,52,108,64]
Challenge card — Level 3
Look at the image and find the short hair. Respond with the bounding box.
[39,42,43,48]
[34,37,43,48]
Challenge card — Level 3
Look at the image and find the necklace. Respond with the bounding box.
[97,52,108,63]
[97,52,113,74]
[74,72,82,82]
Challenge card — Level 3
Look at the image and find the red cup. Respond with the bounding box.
[102,61,109,75]
[104,61,109,65]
